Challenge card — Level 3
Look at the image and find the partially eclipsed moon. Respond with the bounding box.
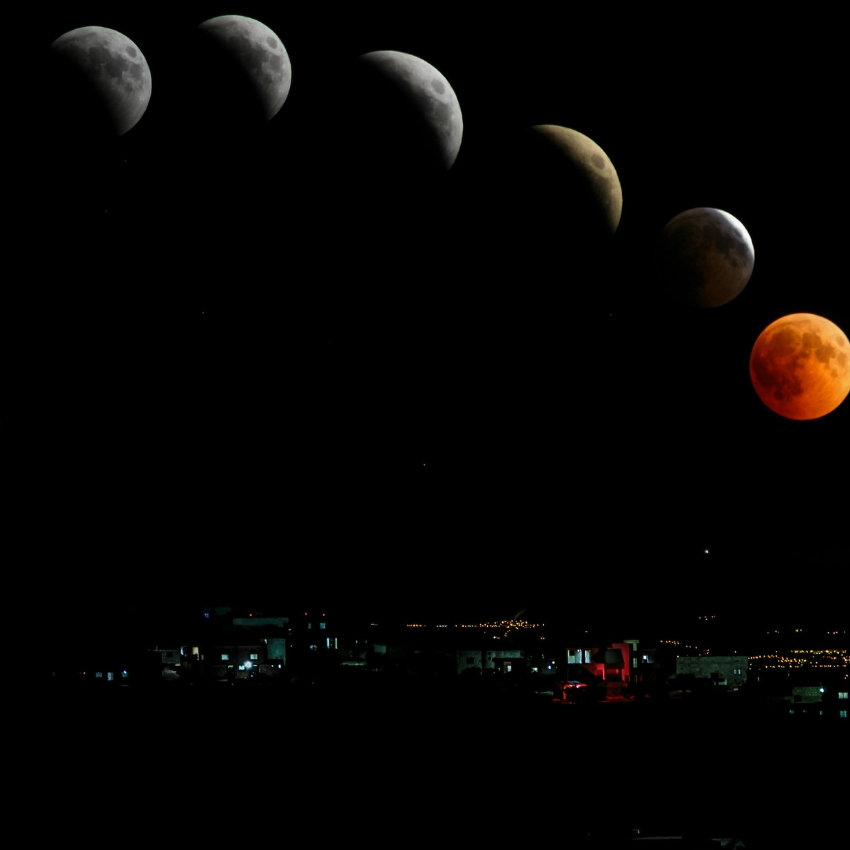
[657,207,754,308]
[358,50,463,172]
[49,26,151,136]
[750,313,850,420]
[197,15,291,121]
[525,125,623,235]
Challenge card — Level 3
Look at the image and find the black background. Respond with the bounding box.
[8,4,848,629]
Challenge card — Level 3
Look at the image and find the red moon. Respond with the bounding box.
[750,313,850,420]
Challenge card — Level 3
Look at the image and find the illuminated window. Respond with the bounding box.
[221,653,230,661]
[733,668,742,675]
[250,653,259,660]
[840,711,848,719]
[320,622,326,630]
[839,692,849,700]
[308,623,312,630]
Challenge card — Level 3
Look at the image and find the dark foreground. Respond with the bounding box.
[24,682,847,847]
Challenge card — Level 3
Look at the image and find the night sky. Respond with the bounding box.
[9,5,848,629]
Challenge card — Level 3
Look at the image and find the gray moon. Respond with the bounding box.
[656,207,754,308]
[197,15,291,121]
[49,26,151,136]
[523,125,623,234]
[358,50,463,171]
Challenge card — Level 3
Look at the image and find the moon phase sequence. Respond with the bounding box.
[750,313,850,420]
[34,19,845,437]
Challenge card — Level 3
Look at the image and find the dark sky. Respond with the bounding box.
[8,5,848,628]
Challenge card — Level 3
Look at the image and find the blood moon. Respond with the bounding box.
[750,313,850,420]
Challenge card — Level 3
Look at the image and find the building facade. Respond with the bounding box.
[675,655,748,689]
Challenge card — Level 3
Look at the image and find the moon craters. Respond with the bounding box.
[657,207,754,308]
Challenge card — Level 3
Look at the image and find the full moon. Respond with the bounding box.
[656,207,754,308]
[750,313,850,420]
[49,26,151,136]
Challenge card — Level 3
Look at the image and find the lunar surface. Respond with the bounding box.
[196,15,291,121]
[750,313,850,420]
[657,207,754,308]
[523,125,623,234]
[356,51,463,172]
[49,26,151,136]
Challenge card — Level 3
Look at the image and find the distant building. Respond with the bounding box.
[198,632,284,680]
[190,608,292,679]
[456,649,523,675]
[791,685,823,704]
[835,687,849,721]
[675,655,748,689]
[159,648,182,667]
[566,642,633,682]
[233,616,288,628]
[367,627,524,677]
[564,641,638,698]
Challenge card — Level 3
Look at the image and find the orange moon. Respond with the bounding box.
[750,313,850,420]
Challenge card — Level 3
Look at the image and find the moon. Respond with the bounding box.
[513,125,622,235]
[327,50,462,185]
[49,26,151,137]
[358,50,463,171]
[196,15,291,122]
[750,313,850,420]
[656,208,754,308]
[491,125,621,283]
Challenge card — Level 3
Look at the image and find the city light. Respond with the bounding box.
[406,619,546,630]
[748,649,848,670]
